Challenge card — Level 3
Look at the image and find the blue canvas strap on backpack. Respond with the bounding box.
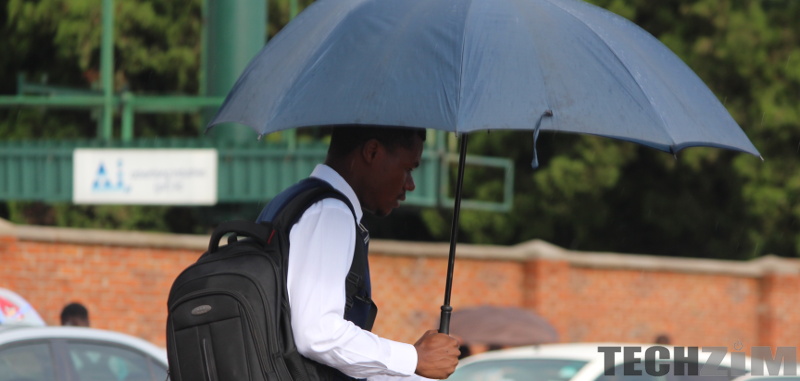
[257,178,377,331]
[167,178,376,381]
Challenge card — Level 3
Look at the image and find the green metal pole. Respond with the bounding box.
[290,0,298,19]
[101,0,114,140]
[204,0,266,143]
[0,96,105,107]
[200,0,209,99]
[121,91,134,141]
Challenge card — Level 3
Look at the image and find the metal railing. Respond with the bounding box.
[0,138,514,211]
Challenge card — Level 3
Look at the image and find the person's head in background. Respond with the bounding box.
[60,302,89,327]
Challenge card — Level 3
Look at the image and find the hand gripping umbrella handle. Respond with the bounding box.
[439,133,468,335]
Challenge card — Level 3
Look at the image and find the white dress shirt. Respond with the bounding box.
[287,164,432,380]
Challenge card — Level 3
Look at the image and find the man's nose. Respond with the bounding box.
[405,175,416,191]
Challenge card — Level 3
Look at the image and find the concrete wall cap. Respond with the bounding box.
[565,252,762,277]
[373,239,569,261]
[370,240,528,260]
[0,218,16,236]
[5,219,798,277]
[13,222,207,250]
[751,254,800,274]
[510,239,570,259]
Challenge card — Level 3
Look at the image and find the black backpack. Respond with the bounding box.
[166,179,367,381]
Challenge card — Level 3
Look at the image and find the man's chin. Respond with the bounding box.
[367,207,393,218]
[375,209,392,218]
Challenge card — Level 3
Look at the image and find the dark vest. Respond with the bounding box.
[257,178,377,380]
[343,222,376,330]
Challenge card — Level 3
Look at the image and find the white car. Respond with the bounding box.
[732,376,800,381]
[0,324,168,381]
[730,361,800,381]
[451,343,752,381]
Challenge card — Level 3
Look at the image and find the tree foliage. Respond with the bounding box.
[1,0,798,258]
[0,0,204,139]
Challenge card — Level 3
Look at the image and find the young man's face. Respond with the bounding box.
[363,135,424,217]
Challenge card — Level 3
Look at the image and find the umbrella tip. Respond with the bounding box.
[530,110,553,170]
[668,146,677,160]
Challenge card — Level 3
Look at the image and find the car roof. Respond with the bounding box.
[0,325,167,365]
[459,343,665,365]
[458,342,752,370]
[732,376,800,381]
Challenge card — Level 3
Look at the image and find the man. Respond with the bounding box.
[257,125,460,380]
[60,302,90,327]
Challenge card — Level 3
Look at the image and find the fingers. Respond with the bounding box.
[414,331,461,379]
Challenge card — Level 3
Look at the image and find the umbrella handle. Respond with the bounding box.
[439,305,453,334]
[439,133,468,335]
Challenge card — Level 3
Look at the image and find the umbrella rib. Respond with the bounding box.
[455,0,476,131]
[265,0,379,130]
[542,0,677,149]
[518,0,554,119]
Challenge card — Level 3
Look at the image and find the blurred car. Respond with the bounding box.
[0,288,46,326]
[732,376,800,381]
[450,342,752,381]
[730,360,800,381]
[0,324,168,381]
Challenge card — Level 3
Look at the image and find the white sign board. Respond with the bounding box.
[73,149,218,205]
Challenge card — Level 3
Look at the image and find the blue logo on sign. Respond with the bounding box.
[92,160,130,193]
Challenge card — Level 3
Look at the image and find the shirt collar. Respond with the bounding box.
[310,164,364,222]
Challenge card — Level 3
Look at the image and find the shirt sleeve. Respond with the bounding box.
[287,198,420,379]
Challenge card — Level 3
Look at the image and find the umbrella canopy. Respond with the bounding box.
[450,306,559,347]
[210,0,760,158]
[208,0,761,333]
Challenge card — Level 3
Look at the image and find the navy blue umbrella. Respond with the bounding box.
[208,0,761,333]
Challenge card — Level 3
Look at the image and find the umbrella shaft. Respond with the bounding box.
[440,133,468,334]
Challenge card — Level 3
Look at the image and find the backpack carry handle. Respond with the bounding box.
[208,220,273,252]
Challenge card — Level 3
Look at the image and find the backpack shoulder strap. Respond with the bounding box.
[259,178,355,228]
[262,178,370,326]
[205,179,352,254]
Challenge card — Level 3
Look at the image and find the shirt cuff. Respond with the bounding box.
[384,341,419,376]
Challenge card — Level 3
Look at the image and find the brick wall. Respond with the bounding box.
[1,218,798,354]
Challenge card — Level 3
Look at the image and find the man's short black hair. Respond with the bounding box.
[327,125,426,159]
[60,302,89,322]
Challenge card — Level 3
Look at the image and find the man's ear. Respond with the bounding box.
[360,139,382,164]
